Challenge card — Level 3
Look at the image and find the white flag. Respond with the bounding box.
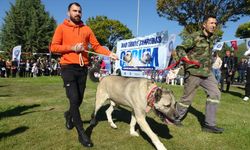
[12,45,22,62]
[213,42,224,51]
[167,34,176,53]
[244,49,250,56]
[246,38,250,50]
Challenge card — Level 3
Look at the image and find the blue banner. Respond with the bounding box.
[115,31,175,77]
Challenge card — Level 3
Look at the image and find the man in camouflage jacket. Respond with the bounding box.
[174,15,224,134]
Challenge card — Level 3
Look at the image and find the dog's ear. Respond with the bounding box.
[154,88,162,102]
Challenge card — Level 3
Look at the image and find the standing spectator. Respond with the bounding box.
[51,59,58,76]
[174,15,223,133]
[212,51,222,83]
[19,59,26,77]
[237,58,247,84]
[11,58,18,77]
[36,57,42,76]
[25,59,31,77]
[100,57,106,69]
[31,63,38,77]
[29,59,34,77]
[43,59,51,76]
[5,59,12,78]
[243,50,250,101]
[230,52,238,83]
[0,58,6,77]
[220,50,235,92]
[50,2,118,148]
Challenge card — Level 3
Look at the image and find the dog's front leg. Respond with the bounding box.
[136,116,167,150]
[130,112,139,136]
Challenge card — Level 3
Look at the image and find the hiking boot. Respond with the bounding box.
[202,125,224,134]
[76,127,93,147]
[64,111,74,130]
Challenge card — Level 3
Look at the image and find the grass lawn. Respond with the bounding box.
[0,76,250,150]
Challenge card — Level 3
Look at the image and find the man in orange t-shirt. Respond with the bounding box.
[50,2,118,148]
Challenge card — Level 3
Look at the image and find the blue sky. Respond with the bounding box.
[0,0,249,46]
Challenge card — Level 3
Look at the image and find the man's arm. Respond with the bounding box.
[175,36,195,60]
[50,25,74,53]
[88,27,118,60]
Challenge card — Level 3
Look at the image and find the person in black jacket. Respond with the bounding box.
[243,50,250,101]
[220,50,235,92]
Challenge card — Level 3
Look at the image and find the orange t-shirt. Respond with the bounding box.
[50,19,111,65]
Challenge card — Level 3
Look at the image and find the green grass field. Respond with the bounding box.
[0,76,250,150]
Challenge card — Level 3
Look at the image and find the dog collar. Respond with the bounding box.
[146,85,158,113]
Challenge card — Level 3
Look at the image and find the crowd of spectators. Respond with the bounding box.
[212,50,248,92]
[0,57,61,78]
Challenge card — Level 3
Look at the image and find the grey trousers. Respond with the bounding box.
[176,74,221,126]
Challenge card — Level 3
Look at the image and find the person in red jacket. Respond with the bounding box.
[50,2,118,148]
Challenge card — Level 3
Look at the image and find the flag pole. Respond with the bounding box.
[136,0,140,37]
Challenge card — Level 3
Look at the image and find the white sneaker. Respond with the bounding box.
[243,96,249,101]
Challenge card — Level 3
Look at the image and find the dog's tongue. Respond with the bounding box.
[164,117,174,125]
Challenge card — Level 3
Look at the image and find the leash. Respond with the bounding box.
[82,49,144,70]
[78,49,118,67]
[155,57,201,87]
[162,57,201,71]
[79,53,84,67]
[80,50,109,67]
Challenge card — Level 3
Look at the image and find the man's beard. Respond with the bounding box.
[70,15,81,24]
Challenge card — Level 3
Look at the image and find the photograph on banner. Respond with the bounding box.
[12,45,22,63]
[115,31,176,78]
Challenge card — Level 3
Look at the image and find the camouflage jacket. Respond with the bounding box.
[176,30,215,77]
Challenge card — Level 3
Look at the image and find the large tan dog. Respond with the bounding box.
[90,76,178,150]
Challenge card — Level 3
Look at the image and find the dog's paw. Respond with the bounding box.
[130,131,139,137]
[110,123,117,129]
[155,141,167,150]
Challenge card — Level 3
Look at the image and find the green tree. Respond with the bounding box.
[0,0,56,59]
[157,0,250,39]
[235,22,250,38]
[86,16,133,51]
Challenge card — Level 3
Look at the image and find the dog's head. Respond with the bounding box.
[153,88,178,123]
[123,51,132,63]
[141,51,151,64]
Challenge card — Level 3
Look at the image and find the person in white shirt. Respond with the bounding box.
[212,51,222,83]
[243,49,250,101]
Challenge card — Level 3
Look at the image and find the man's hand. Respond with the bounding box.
[182,56,200,68]
[109,52,119,60]
[71,43,84,53]
[184,56,190,61]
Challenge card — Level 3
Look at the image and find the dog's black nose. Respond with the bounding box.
[174,112,180,119]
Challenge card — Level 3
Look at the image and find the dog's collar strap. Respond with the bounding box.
[146,85,158,113]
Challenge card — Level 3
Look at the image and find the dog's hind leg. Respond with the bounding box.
[130,111,139,136]
[106,101,117,129]
[135,112,167,150]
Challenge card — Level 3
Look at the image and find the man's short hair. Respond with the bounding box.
[68,2,81,11]
[203,15,216,23]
